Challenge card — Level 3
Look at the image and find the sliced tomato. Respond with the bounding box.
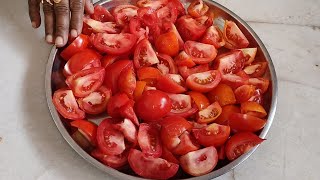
[138,123,162,158]
[197,102,222,124]
[240,48,258,65]
[118,67,136,99]
[244,62,268,78]
[168,0,185,16]
[157,53,178,74]
[92,33,137,55]
[60,34,89,61]
[180,146,218,176]
[91,5,115,22]
[101,54,128,69]
[155,31,179,57]
[178,64,210,79]
[234,84,257,103]
[241,101,267,118]
[187,0,209,18]
[106,93,130,118]
[218,145,226,160]
[161,146,179,164]
[137,67,162,86]
[128,149,179,179]
[188,91,210,110]
[82,22,94,36]
[129,16,147,38]
[215,105,240,125]
[70,119,97,146]
[223,20,249,49]
[167,94,198,118]
[157,4,178,23]
[91,148,128,169]
[221,72,249,89]
[156,74,187,94]
[184,41,217,64]
[97,118,126,155]
[134,81,147,101]
[137,0,168,10]
[248,78,270,94]
[201,26,225,49]
[111,5,138,26]
[83,16,121,33]
[162,21,184,50]
[119,101,140,126]
[207,84,236,106]
[229,113,266,133]
[113,118,138,144]
[248,89,264,105]
[215,50,245,74]
[175,51,196,68]
[225,132,264,160]
[176,15,208,41]
[193,123,230,147]
[137,7,159,27]
[172,131,200,155]
[134,38,159,68]
[63,49,102,77]
[186,70,222,93]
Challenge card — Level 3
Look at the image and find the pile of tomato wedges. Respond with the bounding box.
[52,0,270,179]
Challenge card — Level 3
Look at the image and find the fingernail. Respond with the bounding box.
[70,29,78,38]
[31,21,37,28]
[55,36,64,46]
[46,35,53,43]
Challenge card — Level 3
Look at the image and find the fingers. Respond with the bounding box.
[43,1,55,43]
[70,0,84,38]
[28,0,41,28]
[54,0,70,47]
[84,0,94,15]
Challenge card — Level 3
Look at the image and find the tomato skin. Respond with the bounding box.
[207,84,236,106]
[188,91,210,110]
[172,131,200,155]
[112,5,139,26]
[201,26,225,49]
[176,15,208,41]
[70,119,97,146]
[244,62,268,78]
[248,78,270,94]
[234,85,256,103]
[215,50,245,75]
[155,31,179,57]
[156,74,187,94]
[128,149,179,179]
[187,0,209,18]
[225,132,264,160]
[241,48,258,65]
[91,148,128,169]
[91,5,115,22]
[178,64,210,79]
[186,70,222,93]
[161,146,179,164]
[138,123,162,158]
[118,67,136,99]
[218,145,226,160]
[229,113,266,133]
[136,90,172,122]
[60,34,89,61]
[134,81,147,101]
[192,123,230,147]
[184,41,218,64]
[221,72,249,89]
[166,94,198,118]
[223,20,249,49]
[175,51,196,68]
[162,21,184,50]
[137,67,162,82]
[134,38,159,69]
[241,101,267,118]
[215,105,240,125]
[107,93,130,118]
[157,53,178,74]
[197,102,222,124]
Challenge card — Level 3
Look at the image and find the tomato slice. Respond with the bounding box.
[134,81,147,101]
[66,67,105,98]
[193,123,230,147]
[92,33,137,55]
[240,48,258,65]
[175,51,196,68]
[180,146,218,176]
[156,74,187,94]
[129,16,147,39]
[157,4,178,23]
[197,102,222,124]
[234,84,257,103]
[134,38,159,68]
[91,148,128,169]
[162,21,184,50]
[155,31,179,57]
[111,5,138,26]
[138,123,162,158]
[244,62,268,78]
[63,49,102,77]
[101,54,128,69]
[178,64,210,79]
[225,132,264,160]
[128,149,179,179]
[70,119,97,146]
[60,34,89,61]
[241,101,267,118]
[223,20,249,49]
[107,93,130,118]
[221,72,249,89]
[83,16,121,33]
[207,84,236,106]
[215,50,245,74]
[97,118,126,155]
[168,0,185,16]
[229,113,266,133]
[161,146,179,164]
[176,15,208,41]
[119,101,140,126]
[215,105,240,125]
[113,118,138,144]
[137,0,168,10]
[157,53,178,74]
[184,41,217,64]
[201,26,225,49]
[218,144,226,160]
[91,5,115,22]
[167,94,198,118]
[248,78,270,94]
[187,0,209,18]
[118,66,136,99]
[137,67,162,86]
[172,131,200,155]
[188,91,210,110]
[186,70,222,93]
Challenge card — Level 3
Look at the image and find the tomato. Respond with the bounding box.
[157,53,178,74]
[161,146,179,164]
[92,33,137,55]
[91,148,128,169]
[193,123,230,147]
[162,22,184,50]
[241,102,267,119]
[187,0,209,18]
[215,105,240,125]
[175,51,196,68]
[137,67,162,86]
[201,26,225,49]
[176,15,208,41]
[63,49,102,77]
[107,93,130,118]
[118,67,136,99]
[184,41,217,64]
[128,149,179,179]
[168,0,185,16]
[137,7,159,27]
[186,70,222,93]
[134,81,147,100]
[156,74,187,94]
[160,116,193,150]
[97,118,126,155]
[240,48,257,65]
[112,5,138,26]
[221,73,249,89]
[137,0,168,10]
[180,146,218,176]
[77,86,111,115]
[244,62,268,78]
[119,101,140,126]
[229,113,266,133]
[248,78,270,94]
[91,5,115,22]
[155,31,179,57]
[134,38,159,68]
[70,119,97,145]
[207,84,236,106]
[225,132,264,160]
[215,50,245,74]
[82,22,94,36]
[234,84,256,103]
[66,67,105,98]
[136,90,172,121]
[104,60,133,94]
[157,5,178,23]
[172,131,200,155]
[138,123,162,157]
[129,17,147,38]
[83,16,121,34]
[178,64,210,79]
[113,118,138,144]
[218,145,226,160]
[60,34,89,60]
[188,91,210,110]
[167,94,198,118]
[101,54,128,69]
[223,20,249,49]
[197,102,222,124]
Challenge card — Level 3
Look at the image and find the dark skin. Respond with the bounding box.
[28,0,94,47]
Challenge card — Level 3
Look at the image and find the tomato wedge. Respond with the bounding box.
[223,20,249,49]
[83,16,121,33]
[172,131,200,155]
[112,5,139,26]
[161,146,179,164]
[119,101,140,126]
[134,81,147,100]
[184,41,218,64]
[134,38,159,68]
[197,102,222,124]
[60,34,89,61]
[229,113,266,133]
[188,91,210,110]
[70,119,97,146]
[167,94,198,118]
[248,78,270,94]
[107,93,130,118]
[241,101,267,118]
[157,53,178,74]
[91,5,115,22]
[193,123,230,147]
[178,64,210,79]
[113,118,138,144]
[137,0,168,10]
[241,48,258,65]
[129,16,147,39]
[207,84,236,106]
[176,15,208,41]
[156,4,178,24]
[215,50,245,74]
[201,26,225,49]
[187,0,209,18]
[138,123,162,158]
[118,67,136,99]
[215,105,240,125]
[221,73,249,89]
[186,70,222,93]
[162,21,184,50]
[155,31,179,57]
[91,148,128,169]
[234,84,257,103]
[137,67,162,86]
[175,51,196,68]
[244,62,268,78]
[156,74,187,94]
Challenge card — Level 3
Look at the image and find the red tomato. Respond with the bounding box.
[176,15,208,41]
[138,123,162,158]
[215,105,240,125]
[162,21,184,50]
[215,50,245,74]
[137,7,159,27]
[157,5,178,23]
[128,149,179,179]
[134,38,159,68]
[187,0,209,18]
[248,78,270,94]
[77,86,111,115]
[167,94,198,118]
[92,33,137,55]
[155,31,179,57]
[129,17,147,38]
[83,16,121,34]
[104,60,133,94]
[248,89,264,105]
[137,0,168,10]
[172,131,200,155]
[63,49,102,77]
[188,91,210,110]
[60,34,89,61]
[161,146,179,164]
[241,48,258,65]
[136,90,172,121]
[113,118,138,144]
[229,113,266,133]
[70,119,97,145]
[244,62,268,78]
[112,5,138,26]
[225,132,264,160]
[197,102,222,124]
[119,101,140,126]
[97,118,126,155]
[201,26,225,49]
[157,53,178,74]
[186,70,222,93]
[107,93,130,118]
[223,20,249,49]
[180,146,218,176]
[91,5,115,22]
[91,148,128,169]
[178,64,210,79]
[175,51,196,68]
[168,0,185,16]
[71,130,92,150]
[234,85,256,103]
[156,74,187,94]
[192,123,230,147]
[221,73,249,89]
[66,67,105,98]
[134,81,147,101]
[101,54,129,69]
[82,22,93,36]
[207,84,236,106]
[218,145,226,160]
[137,67,162,86]
[184,41,218,64]
[118,67,136,98]
[241,101,267,118]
